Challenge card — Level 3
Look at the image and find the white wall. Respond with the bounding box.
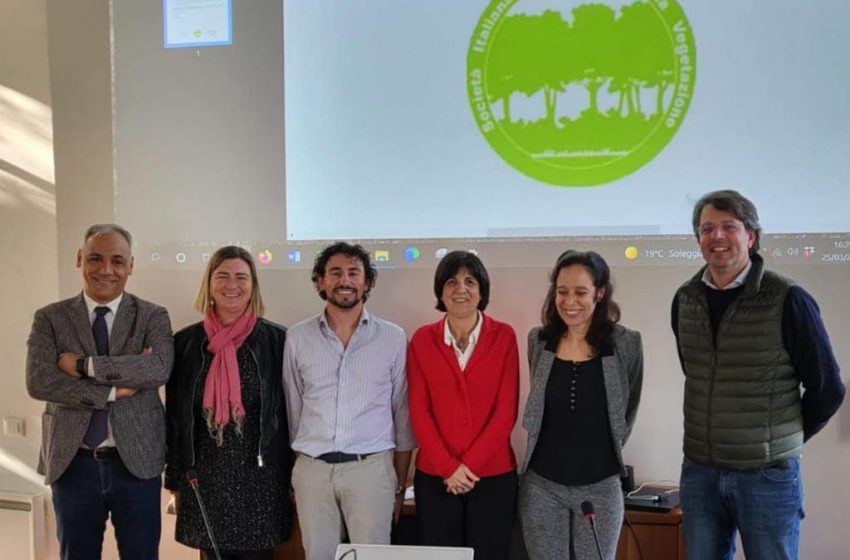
[0,0,58,557]
[0,0,56,461]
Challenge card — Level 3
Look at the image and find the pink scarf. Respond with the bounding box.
[202,310,257,445]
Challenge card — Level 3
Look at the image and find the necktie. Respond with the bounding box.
[83,306,110,448]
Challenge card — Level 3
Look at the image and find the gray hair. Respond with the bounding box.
[692,190,761,255]
[83,224,133,250]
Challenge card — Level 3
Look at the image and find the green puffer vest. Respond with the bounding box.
[676,256,802,469]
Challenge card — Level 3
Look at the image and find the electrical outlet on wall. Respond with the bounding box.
[3,416,26,437]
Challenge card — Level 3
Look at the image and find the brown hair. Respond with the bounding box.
[539,250,620,355]
[692,189,761,255]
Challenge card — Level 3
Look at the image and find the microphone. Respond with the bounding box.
[581,500,604,560]
[186,470,222,560]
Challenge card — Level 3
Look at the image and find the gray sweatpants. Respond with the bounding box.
[519,471,623,560]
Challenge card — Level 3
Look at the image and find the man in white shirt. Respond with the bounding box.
[284,241,416,560]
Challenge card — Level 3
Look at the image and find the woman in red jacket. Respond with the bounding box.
[407,251,519,560]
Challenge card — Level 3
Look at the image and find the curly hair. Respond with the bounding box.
[311,242,377,301]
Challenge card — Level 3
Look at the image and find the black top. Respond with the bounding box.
[175,345,290,551]
[704,284,745,337]
[528,355,620,486]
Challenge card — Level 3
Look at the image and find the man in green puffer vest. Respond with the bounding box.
[671,190,844,560]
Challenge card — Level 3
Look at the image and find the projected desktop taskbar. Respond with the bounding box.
[134,234,850,271]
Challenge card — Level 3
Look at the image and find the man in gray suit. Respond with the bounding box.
[26,224,174,560]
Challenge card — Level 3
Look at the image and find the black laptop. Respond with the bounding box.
[623,486,680,512]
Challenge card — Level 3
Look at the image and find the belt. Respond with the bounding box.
[77,447,119,461]
[315,451,375,464]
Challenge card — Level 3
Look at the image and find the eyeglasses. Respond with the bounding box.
[698,222,743,237]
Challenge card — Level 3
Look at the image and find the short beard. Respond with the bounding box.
[325,289,365,310]
[327,296,360,310]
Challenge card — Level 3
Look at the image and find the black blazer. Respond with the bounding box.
[164,317,291,491]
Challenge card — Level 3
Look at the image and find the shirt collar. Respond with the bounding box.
[701,260,752,290]
[443,310,482,347]
[319,306,370,331]
[82,292,123,317]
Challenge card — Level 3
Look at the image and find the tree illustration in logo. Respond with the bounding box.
[468,0,695,186]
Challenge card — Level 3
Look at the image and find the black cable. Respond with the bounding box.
[622,515,646,560]
[186,470,222,560]
[338,549,358,560]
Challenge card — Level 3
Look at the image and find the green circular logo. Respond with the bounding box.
[468,0,696,186]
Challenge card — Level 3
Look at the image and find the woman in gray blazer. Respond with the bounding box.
[519,250,643,560]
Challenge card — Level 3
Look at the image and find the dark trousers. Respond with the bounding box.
[200,550,273,560]
[51,451,161,560]
[414,469,518,560]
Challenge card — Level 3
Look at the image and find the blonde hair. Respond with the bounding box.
[194,246,265,317]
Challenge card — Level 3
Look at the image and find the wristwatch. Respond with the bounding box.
[75,356,89,379]
[395,485,405,496]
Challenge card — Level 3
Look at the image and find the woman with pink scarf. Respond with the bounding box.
[166,246,293,560]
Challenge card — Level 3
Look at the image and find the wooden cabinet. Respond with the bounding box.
[616,507,685,560]
[275,519,305,560]
[278,502,687,560]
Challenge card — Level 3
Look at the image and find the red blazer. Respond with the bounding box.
[407,314,519,479]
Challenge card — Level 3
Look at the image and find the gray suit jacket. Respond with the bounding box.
[519,324,643,477]
[26,292,174,484]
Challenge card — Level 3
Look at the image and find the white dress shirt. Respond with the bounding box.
[701,260,752,290]
[283,308,416,457]
[443,310,482,371]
